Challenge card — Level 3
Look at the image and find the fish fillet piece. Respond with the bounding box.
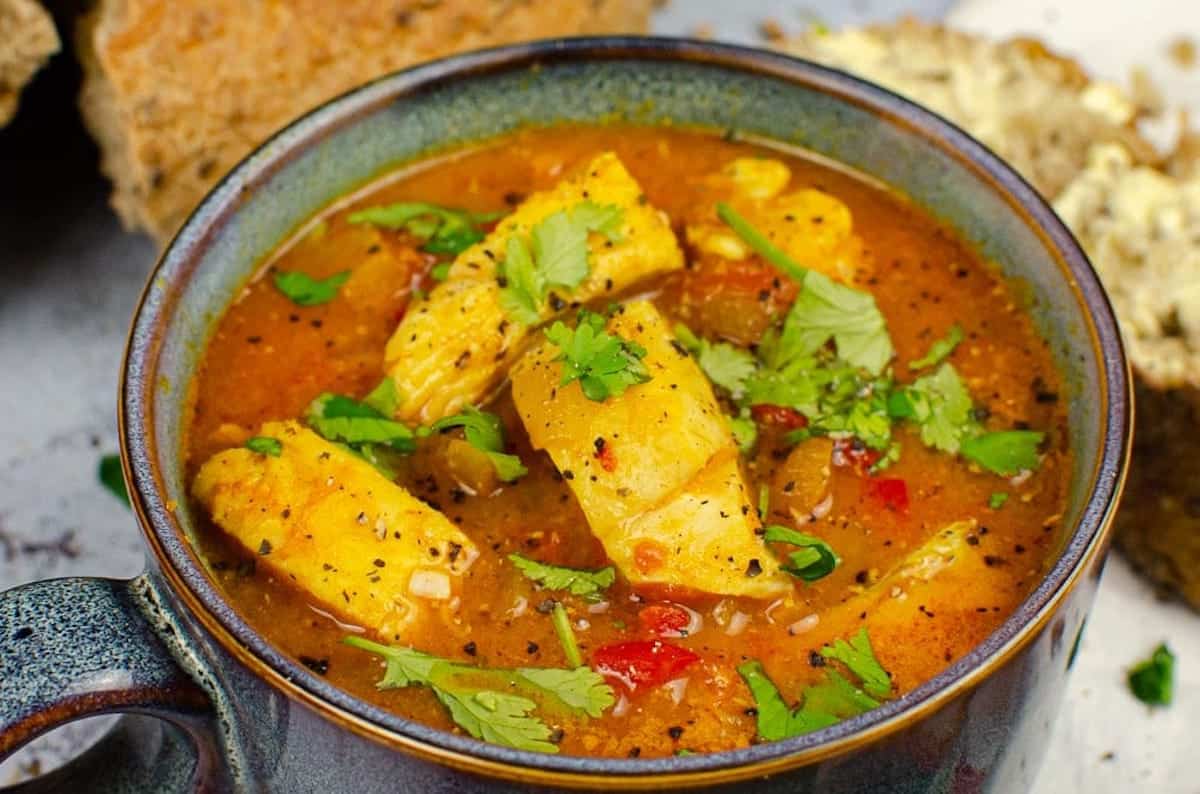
[193,420,477,641]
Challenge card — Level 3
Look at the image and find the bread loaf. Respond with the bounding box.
[0,0,59,126]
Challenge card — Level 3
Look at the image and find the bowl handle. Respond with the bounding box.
[0,575,228,791]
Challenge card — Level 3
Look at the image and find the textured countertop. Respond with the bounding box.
[0,0,1196,790]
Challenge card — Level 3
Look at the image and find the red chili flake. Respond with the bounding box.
[593,437,618,472]
[750,404,808,430]
[833,439,882,475]
[866,477,909,513]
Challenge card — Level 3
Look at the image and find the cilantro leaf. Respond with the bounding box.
[897,363,976,454]
[909,324,964,370]
[306,393,415,450]
[498,235,542,326]
[673,323,757,397]
[497,202,624,324]
[800,669,881,717]
[515,667,615,717]
[1127,643,1174,706]
[778,270,894,375]
[960,431,1044,476]
[729,415,758,454]
[431,407,527,482]
[736,661,840,740]
[544,313,651,402]
[245,436,282,457]
[988,492,1009,510]
[98,454,130,508]
[273,270,350,307]
[437,689,558,753]
[820,627,892,697]
[508,553,616,597]
[763,525,840,582]
[343,637,614,752]
[362,378,400,417]
[347,201,502,257]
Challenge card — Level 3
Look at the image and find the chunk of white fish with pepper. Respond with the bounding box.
[383,151,684,424]
[192,421,477,642]
[510,300,790,598]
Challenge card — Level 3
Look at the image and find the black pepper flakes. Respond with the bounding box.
[668,726,684,740]
[526,641,539,654]
[299,656,329,675]
[258,539,272,556]
[809,651,826,667]
[463,641,477,656]
[745,558,763,578]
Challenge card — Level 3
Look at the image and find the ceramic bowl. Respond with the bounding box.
[0,38,1130,793]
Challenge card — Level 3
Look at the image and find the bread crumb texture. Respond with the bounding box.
[77,0,655,242]
[0,0,59,126]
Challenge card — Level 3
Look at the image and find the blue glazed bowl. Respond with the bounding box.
[0,38,1130,793]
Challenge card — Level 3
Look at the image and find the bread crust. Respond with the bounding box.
[0,0,59,126]
[77,0,655,242]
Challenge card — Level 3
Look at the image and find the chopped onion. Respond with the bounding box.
[507,596,528,618]
[725,610,750,636]
[612,694,632,717]
[575,618,591,631]
[307,604,365,634]
[1009,469,1034,487]
[810,492,834,519]
[659,603,704,637]
[788,614,819,636]
[664,677,690,705]
[408,570,451,600]
[447,596,461,613]
[587,600,610,615]
[763,598,785,625]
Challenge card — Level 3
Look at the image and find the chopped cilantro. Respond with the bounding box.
[544,311,650,402]
[758,483,770,520]
[763,525,839,582]
[430,262,452,281]
[343,637,614,752]
[1127,643,1174,706]
[909,324,964,370]
[431,407,527,482]
[551,602,583,668]
[738,628,892,742]
[347,201,503,257]
[306,394,415,450]
[245,436,282,457]
[894,363,976,454]
[273,270,350,307]
[777,270,894,376]
[498,201,624,324]
[988,492,1009,510]
[674,323,756,398]
[960,430,1044,476]
[508,553,616,598]
[98,454,130,508]
[362,378,400,417]
[729,415,758,454]
[820,627,891,697]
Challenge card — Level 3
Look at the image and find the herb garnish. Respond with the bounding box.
[888,363,975,454]
[674,323,756,398]
[431,407,528,482]
[909,324,964,370]
[347,202,504,257]
[729,415,758,454]
[988,492,1009,510]
[763,525,839,582]
[1127,643,1174,706]
[509,553,616,598]
[552,602,583,668]
[98,454,130,508]
[273,270,350,307]
[304,391,415,477]
[739,628,891,741]
[344,637,614,752]
[245,436,282,457]
[498,201,625,325]
[544,311,651,402]
[960,431,1045,477]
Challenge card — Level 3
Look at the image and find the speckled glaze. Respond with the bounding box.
[0,38,1131,792]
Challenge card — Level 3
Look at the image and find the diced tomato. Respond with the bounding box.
[750,404,808,430]
[638,604,692,638]
[866,477,909,513]
[833,439,882,475]
[592,640,701,691]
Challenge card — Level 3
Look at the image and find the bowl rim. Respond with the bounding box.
[120,35,1131,787]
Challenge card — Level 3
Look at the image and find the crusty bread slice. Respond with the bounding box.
[784,19,1158,199]
[77,0,656,243]
[0,0,59,126]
